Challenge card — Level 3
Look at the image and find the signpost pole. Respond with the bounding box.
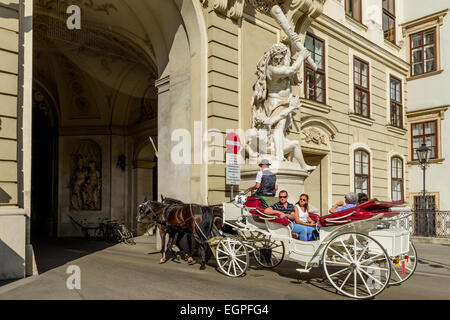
[225,133,241,202]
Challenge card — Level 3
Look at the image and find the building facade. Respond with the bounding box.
[0,0,416,279]
[402,0,449,237]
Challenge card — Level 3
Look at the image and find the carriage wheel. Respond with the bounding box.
[253,235,285,268]
[322,232,391,299]
[389,241,417,285]
[216,237,249,277]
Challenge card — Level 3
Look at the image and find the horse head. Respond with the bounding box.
[137,200,165,223]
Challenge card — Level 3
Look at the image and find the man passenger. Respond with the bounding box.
[264,190,294,217]
[329,192,358,214]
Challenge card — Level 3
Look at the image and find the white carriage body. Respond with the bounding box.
[218,200,416,299]
[368,229,410,257]
[222,202,411,265]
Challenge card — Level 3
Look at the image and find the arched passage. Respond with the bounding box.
[31,0,206,247]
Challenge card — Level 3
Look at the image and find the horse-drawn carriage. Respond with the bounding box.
[137,192,416,299]
[211,194,417,299]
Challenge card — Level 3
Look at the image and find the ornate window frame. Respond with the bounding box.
[385,69,406,133]
[386,150,408,202]
[406,106,448,164]
[348,49,374,125]
[382,0,396,44]
[304,32,327,105]
[388,152,406,202]
[349,143,373,198]
[401,9,448,81]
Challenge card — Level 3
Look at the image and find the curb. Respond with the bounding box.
[0,275,39,296]
[411,236,450,245]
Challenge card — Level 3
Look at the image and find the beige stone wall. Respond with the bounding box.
[0,0,30,279]
[0,0,19,207]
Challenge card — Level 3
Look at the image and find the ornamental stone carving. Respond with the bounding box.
[202,0,326,30]
[70,140,102,211]
[302,127,328,146]
[248,0,285,14]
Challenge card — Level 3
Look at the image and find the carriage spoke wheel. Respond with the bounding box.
[389,241,417,285]
[253,235,285,268]
[323,232,391,299]
[216,237,249,277]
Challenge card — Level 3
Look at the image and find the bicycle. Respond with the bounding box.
[115,221,136,245]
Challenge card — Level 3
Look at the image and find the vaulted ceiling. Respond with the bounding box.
[33,0,185,129]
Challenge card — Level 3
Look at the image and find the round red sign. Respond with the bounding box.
[225,133,241,154]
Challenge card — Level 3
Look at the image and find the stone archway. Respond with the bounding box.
[300,116,338,215]
[31,0,206,243]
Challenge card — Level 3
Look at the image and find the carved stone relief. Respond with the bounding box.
[70,140,102,210]
[248,0,285,14]
[302,127,328,146]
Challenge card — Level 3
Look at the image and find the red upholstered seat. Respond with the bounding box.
[317,199,404,227]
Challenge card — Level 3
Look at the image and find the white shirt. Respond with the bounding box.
[255,168,278,186]
[295,204,309,223]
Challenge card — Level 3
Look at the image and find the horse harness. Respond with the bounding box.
[143,201,210,242]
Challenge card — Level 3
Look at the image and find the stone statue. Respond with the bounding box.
[70,156,88,210]
[85,160,101,210]
[246,42,316,171]
[70,148,102,210]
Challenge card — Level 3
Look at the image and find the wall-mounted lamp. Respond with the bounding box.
[117,154,126,171]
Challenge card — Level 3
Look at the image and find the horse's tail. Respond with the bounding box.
[198,205,215,240]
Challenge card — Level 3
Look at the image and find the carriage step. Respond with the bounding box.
[296,268,311,273]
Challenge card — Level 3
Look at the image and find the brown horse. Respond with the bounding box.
[160,196,223,263]
[137,199,216,270]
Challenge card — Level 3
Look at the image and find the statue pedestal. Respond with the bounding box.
[240,160,310,200]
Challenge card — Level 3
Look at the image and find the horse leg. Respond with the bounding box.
[174,232,185,261]
[192,232,207,270]
[187,234,195,264]
[159,227,167,264]
[166,230,177,260]
[199,242,207,270]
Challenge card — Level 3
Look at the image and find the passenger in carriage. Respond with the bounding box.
[329,192,358,214]
[357,192,369,205]
[248,159,278,197]
[264,192,318,241]
[264,190,295,216]
[288,194,319,241]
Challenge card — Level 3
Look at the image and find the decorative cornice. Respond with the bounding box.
[406,105,449,120]
[401,9,448,37]
[213,0,229,13]
[229,0,245,20]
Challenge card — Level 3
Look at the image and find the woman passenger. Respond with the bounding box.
[357,193,369,205]
[283,194,318,241]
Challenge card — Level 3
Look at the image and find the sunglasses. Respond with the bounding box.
[300,198,308,201]
[279,196,287,199]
